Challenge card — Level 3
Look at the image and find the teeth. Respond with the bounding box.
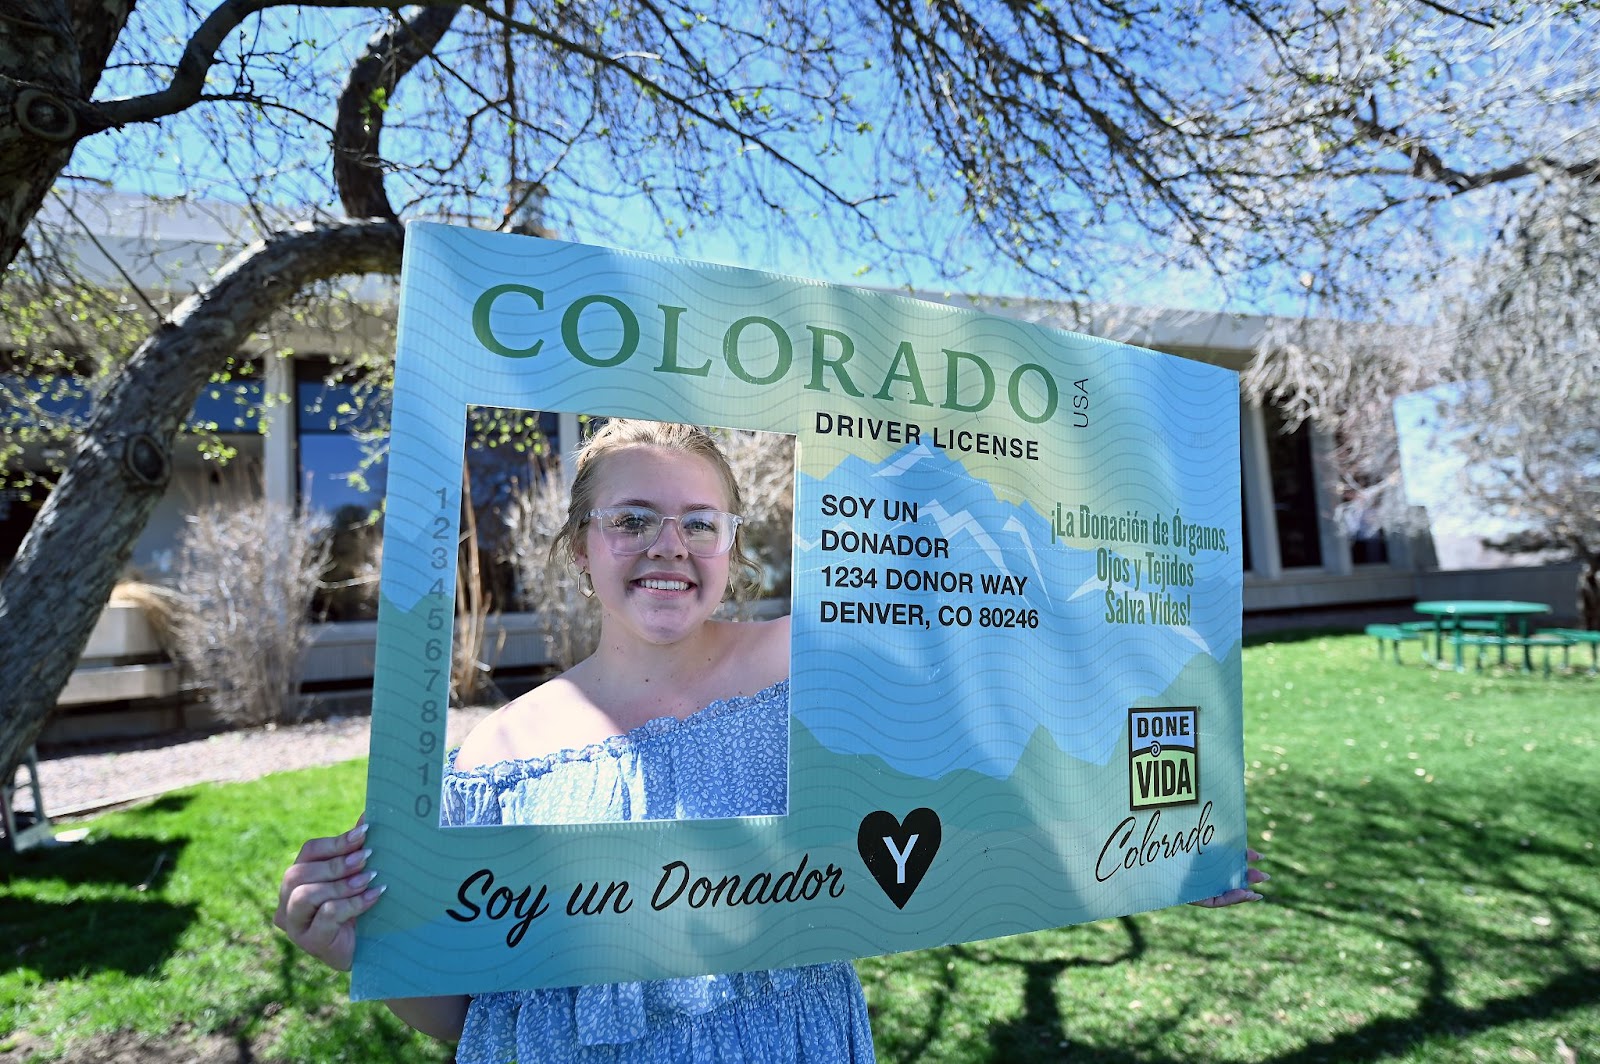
[638,579,690,591]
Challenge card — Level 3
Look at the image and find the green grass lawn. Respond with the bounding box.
[4,631,1597,1062]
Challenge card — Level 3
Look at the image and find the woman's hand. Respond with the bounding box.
[275,816,470,1043]
[274,816,385,971]
[1190,848,1269,909]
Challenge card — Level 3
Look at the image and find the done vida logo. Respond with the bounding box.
[1128,706,1199,810]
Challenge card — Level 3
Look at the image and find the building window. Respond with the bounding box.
[296,363,389,518]
[191,377,266,434]
[0,371,264,571]
[1263,405,1323,569]
[1345,503,1389,565]
[464,406,563,612]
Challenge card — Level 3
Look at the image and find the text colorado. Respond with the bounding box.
[1094,801,1217,883]
[472,283,1071,425]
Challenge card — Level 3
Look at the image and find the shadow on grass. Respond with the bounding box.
[1,831,187,890]
[983,916,1150,1061]
[873,755,1600,1063]
[971,961,1600,1064]
[1249,758,1600,1062]
[4,895,199,978]
[227,938,451,1062]
[137,793,197,816]
[2,833,196,979]
[1268,963,1600,1063]
[869,916,1149,1062]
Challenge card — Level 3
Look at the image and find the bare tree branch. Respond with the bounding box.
[334,5,462,220]
[1352,111,1600,194]
[86,0,460,132]
[462,2,893,214]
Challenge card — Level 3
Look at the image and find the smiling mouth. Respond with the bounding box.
[636,578,692,591]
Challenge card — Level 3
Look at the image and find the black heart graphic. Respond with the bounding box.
[857,808,941,909]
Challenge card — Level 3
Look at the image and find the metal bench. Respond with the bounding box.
[1365,623,1423,663]
[1447,632,1578,676]
[1393,618,1498,664]
[1539,628,1600,673]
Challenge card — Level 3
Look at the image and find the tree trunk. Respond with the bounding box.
[1581,552,1600,632]
[0,0,130,275]
[0,218,403,786]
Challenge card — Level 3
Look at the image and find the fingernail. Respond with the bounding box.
[349,869,378,889]
[347,822,370,844]
[344,847,372,869]
[1247,892,1264,902]
[362,883,388,903]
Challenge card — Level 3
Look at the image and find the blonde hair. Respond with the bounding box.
[552,419,763,601]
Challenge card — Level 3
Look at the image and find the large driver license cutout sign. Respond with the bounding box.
[352,222,1246,1000]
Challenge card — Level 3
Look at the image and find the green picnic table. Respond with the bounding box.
[1413,599,1552,667]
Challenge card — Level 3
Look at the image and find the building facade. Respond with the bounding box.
[4,195,1581,727]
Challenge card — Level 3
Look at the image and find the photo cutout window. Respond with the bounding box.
[440,409,796,825]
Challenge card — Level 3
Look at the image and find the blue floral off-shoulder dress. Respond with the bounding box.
[440,680,877,1063]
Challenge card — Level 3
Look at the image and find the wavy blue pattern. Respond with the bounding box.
[794,438,1240,780]
[355,222,1247,1000]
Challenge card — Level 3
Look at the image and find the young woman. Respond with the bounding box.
[276,419,1265,1061]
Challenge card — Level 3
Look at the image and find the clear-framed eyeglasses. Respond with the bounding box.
[585,506,743,557]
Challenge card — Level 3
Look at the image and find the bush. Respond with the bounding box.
[717,428,796,603]
[503,467,598,671]
[171,499,331,726]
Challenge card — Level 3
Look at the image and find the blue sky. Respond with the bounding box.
[58,0,1261,315]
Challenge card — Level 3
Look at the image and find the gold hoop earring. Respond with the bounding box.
[578,569,595,599]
